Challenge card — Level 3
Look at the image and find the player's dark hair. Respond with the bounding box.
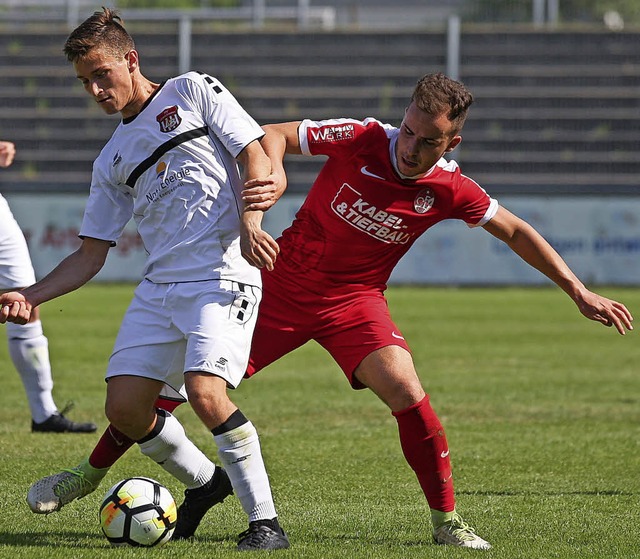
[63,7,135,62]
[411,73,474,134]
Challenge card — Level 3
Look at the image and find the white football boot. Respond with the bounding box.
[27,468,97,514]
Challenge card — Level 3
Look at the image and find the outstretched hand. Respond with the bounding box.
[0,291,32,325]
[575,290,633,335]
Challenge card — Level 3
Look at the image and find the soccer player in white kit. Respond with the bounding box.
[0,9,288,550]
[0,140,96,434]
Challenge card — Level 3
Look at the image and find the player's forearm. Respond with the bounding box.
[505,224,587,301]
[260,126,288,171]
[239,139,272,190]
[241,207,265,230]
[22,242,108,306]
[262,122,303,162]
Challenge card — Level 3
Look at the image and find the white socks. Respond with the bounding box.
[6,320,57,423]
[138,410,216,489]
[214,420,277,522]
[137,409,278,523]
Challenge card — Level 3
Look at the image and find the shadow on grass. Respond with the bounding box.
[0,530,104,547]
[458,489,633,496]
[0,530,232,547]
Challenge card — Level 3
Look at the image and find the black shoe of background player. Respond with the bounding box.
[31,403,97,433]
[173,467,234,540]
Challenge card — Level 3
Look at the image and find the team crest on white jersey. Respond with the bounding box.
[156,105,181,133]
[414,188,435,214]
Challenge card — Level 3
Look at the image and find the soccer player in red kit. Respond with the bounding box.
[25,73,633,550]
[243,72,632,549]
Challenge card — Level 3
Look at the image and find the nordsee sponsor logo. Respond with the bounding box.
[146,163,191,203]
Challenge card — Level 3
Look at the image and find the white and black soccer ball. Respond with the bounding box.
[99,477,177,547]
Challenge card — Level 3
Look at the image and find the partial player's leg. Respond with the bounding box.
[27,375,162,514]
[175,280,288,550]
[104,373,235,540]
[26,396,184,514]
[354,345,491,550]
[6,308,96,433]
[185,372,289,550]
[0,201,96,433]
[137,406,233,539]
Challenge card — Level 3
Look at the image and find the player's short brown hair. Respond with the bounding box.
[63,7,135,62]
[411,73,474,134]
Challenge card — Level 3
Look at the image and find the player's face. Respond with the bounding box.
[74,48,136,116]
[395,101,462,177]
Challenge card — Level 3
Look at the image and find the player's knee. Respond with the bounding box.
[184,371,229,408]
[365,374,425,412]
[388,384,425,412]
[105,399,154,439]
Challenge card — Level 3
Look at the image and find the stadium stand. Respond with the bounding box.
[0,21,638,195]
[460,30,640,195]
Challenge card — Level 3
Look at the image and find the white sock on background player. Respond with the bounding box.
[7,320,57,423]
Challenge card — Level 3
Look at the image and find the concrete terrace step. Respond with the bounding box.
[1,28,638,196]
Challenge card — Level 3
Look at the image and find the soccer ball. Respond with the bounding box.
[99,477,177,547]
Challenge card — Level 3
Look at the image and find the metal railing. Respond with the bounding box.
[0,0,336,30]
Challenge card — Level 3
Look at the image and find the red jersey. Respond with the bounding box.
[275,117,498,294]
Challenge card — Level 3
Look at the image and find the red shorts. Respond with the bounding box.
[246,268,410,389]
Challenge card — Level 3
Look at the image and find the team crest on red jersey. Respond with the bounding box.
[414,188,435,214]
[156,106,181,133]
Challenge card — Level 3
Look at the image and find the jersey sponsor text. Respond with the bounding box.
[310,124,355,143]
[146,165,191,203]
[331,183,411,244]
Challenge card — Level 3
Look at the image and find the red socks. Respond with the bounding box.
[392,395,455,512]
[89,425,134,469]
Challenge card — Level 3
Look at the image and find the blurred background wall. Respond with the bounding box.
[1,0,638,284]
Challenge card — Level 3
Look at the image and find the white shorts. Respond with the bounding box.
[106,278,261,395]
[0,196,36,290]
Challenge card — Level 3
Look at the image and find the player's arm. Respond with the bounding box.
[237,139,280,271]
[483,206,633,335]
[243,121,302,212]
[0,140,16,168]
[0,237,111,325]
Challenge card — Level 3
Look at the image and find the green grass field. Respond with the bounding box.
[0,284,638,559]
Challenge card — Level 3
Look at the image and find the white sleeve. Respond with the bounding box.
[470,198,500,228]
[79,159,133,245]
[178,73,264,158]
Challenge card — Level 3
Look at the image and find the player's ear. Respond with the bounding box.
[125,50,139,73]
[445,135,462,152]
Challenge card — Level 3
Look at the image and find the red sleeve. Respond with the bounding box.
[299,118,386,159]
[450,172,497,226]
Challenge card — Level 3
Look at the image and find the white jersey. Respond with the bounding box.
[80,71,264,284]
